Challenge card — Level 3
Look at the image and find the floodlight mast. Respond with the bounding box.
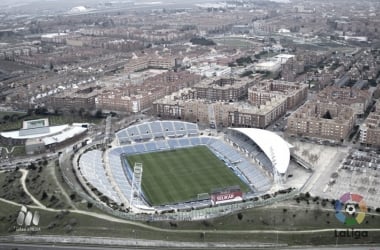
[130,163,143,208]
[270,146,283,189]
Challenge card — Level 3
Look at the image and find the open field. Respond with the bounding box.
[0,165,379,246]
[1,199,379,246]
[25,160,75,210]
[214,37,255,48]
[126,146,249,206]
[0,169,32,205]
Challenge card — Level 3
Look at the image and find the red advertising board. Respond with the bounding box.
[211,190,243,205]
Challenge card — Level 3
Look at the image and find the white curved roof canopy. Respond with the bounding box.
[230,128,291,174]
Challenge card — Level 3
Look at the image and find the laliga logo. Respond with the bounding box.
[334,192,369,239]
[334,192,367,226]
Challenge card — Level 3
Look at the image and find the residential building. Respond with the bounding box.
[194,77,254,102]
[359,102,380,147]
[316,86,372,117]
[286,101,355,141]
[248,80,308,110]
[124,56,175,73]
[49,86,100,111]
[153,90,289,129]
[97,71,201,113]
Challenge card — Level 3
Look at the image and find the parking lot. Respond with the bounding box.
[341,150,380,171]
[324,149,380,208]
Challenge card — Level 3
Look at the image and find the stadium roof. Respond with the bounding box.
[0,125,68,140]
[230,128,291,174]
[42,126,87,145]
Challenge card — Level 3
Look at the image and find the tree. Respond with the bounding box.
[54,108,62,115]
[236,56,253,66]
[50,195,57,202]
[41,191,48,200]
[27,108,34,116]
[169,221,177,227]
[200,232,205,240]
[237,212,243,220]
[2,115,10,121]
[70,193,76,200]
[302,149,309,157]
[78,108,85,118]
[321,200,327,207]
[190,37,216,46]
[35,107,48,115]
[95,109,103,118]
[70,108,77,115]
[240,70,253,77]
[322,110,333,119]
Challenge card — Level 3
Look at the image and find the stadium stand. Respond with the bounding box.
[108,149,134,204]
[79,150,121,203]
[85,121,275,211]
[225,132,276,176]
[116,121,200,143]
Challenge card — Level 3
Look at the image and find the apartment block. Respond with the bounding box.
[286,101,355,141]
[359,102,380,147]
[97,71,201,113]
[49,86,100,111]
[124,56,175,73]
[316,86,371,117]
[194,78,254,102]
[248,80,308,110]
[228,96,287,128]
[153,90,288,129]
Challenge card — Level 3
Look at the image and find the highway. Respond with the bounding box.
[0,243,378,250]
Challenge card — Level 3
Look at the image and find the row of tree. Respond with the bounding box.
[190,37,216,46]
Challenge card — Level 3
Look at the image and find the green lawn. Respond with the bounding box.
[126,146,249,206]
[213,37,255,48]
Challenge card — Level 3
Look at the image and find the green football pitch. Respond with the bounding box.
[126,145,249,206]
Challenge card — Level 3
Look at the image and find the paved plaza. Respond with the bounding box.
[285,138,380,208]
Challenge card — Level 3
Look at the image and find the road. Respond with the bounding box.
[19,168,46,208]
[0,243,378,250]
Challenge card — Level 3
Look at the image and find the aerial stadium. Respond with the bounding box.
[77,120,292,216]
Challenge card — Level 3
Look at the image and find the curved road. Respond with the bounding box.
[3,194,380,235]
[14,172,380,236]
[19,169,46,208]
[2,170,379,236]
[1,170,379,249]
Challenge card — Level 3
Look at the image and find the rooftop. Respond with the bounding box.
[230,128,291,174]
